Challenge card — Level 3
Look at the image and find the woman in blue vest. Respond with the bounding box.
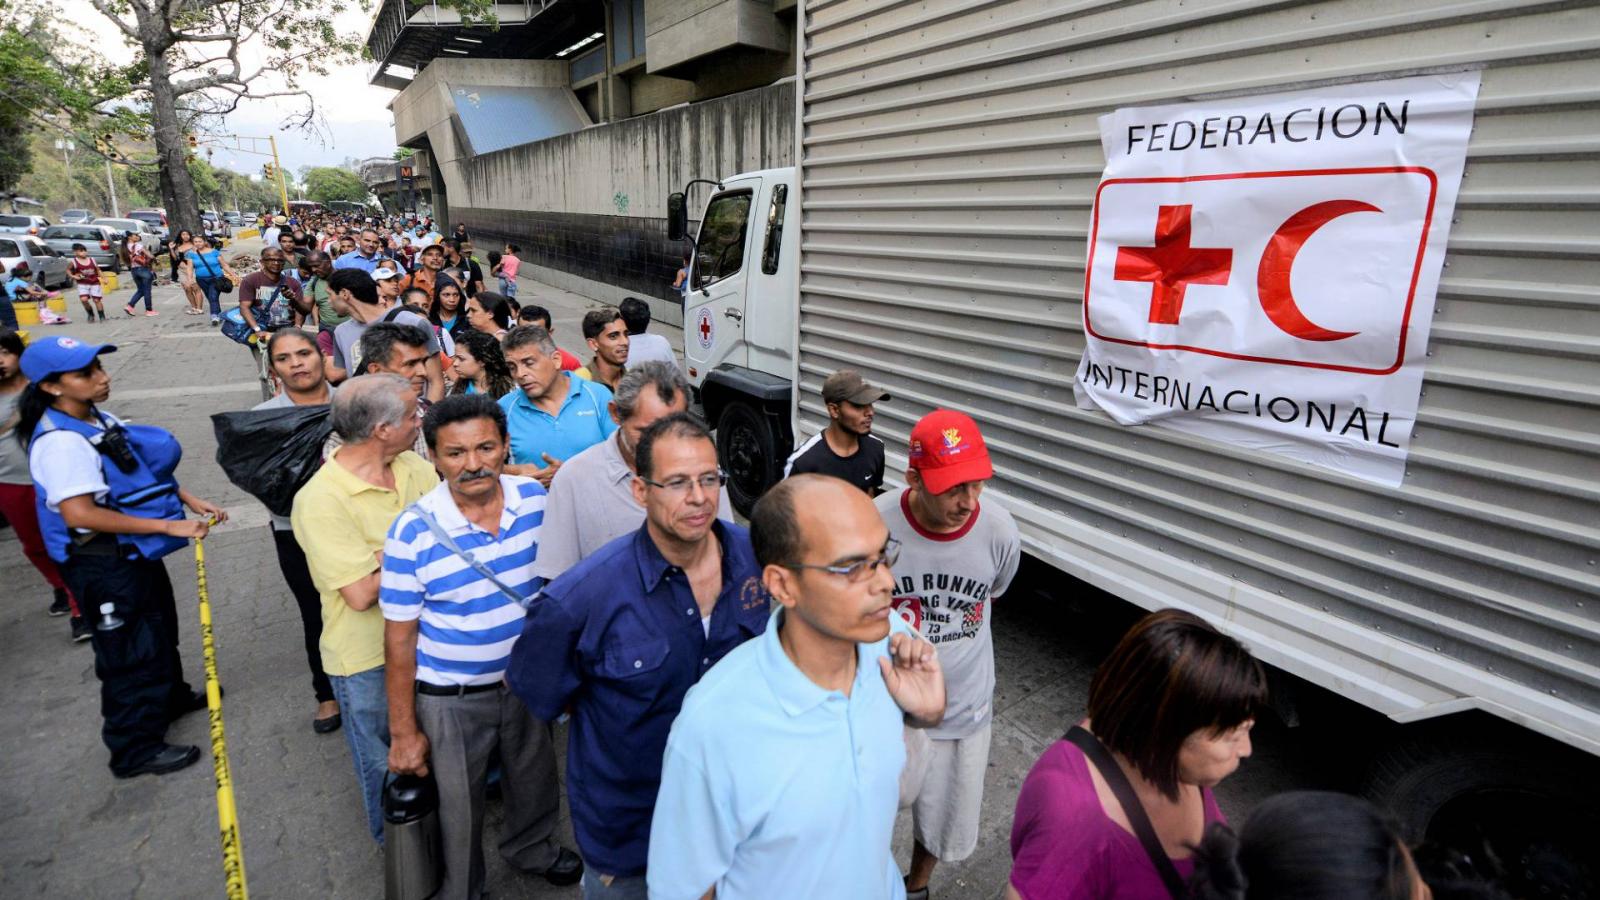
[16,336,228,778]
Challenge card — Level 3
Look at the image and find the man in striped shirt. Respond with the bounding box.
[380,394,583,899]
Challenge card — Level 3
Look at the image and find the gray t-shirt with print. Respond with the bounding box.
[331,308,439,374]
[876,487,1021,741]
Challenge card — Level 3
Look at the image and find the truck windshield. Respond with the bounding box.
[694,190,752,290]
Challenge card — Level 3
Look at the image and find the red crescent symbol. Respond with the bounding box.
[1256,199,1380,342]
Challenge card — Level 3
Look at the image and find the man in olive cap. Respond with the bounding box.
[783,369,889,494]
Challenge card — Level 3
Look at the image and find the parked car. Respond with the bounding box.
[127,209,169,241]
[0,234,71,289]
[94,217,168,256]
[59,209,96,225]
[201,210,231,239]
[0,214,51,236]
[40,224,123,272]
[223,210,244,226]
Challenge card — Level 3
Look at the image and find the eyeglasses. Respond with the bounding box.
[784,538,901,584]
[642,470,728,496]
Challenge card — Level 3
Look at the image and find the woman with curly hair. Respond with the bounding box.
[448,327,516,399]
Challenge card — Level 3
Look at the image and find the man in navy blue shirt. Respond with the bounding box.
[507,412,769,899]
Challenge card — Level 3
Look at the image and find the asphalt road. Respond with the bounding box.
[0,240,1337,899]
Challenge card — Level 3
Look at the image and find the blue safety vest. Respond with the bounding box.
[32,408,189,563]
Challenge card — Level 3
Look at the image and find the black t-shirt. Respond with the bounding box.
[784,431,885,494]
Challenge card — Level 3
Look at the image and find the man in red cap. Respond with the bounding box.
[877,409,1021,900]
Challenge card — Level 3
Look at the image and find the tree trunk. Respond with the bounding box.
[143,46,203,239]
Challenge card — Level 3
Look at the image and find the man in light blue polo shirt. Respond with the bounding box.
[380,394,583,899]
[498,324,616,489]
[333,228,389,273]
[647,474,947,900]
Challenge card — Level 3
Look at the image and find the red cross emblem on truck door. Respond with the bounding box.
[695,306,715,349]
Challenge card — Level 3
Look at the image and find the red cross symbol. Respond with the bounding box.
[1114,204,1233,325]
[698,313,712,343]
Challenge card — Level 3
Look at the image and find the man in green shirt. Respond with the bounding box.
[295,250,346,333]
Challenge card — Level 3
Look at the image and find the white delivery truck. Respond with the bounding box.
[666,1,1598,893]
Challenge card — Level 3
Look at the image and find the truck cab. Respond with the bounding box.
[669,167,799,514]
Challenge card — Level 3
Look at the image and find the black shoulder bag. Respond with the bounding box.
[1064,725,1187,898]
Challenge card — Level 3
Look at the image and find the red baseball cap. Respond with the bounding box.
[908,410,993,495]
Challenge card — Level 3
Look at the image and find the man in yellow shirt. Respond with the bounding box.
[292,373,439,843]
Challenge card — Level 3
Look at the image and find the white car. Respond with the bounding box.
[1,234,72,289]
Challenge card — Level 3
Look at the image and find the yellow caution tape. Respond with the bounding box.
[195,530,251,900]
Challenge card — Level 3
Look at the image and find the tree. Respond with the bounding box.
[304,167,368,204]
[16,0,370,235]
[392,147,416,161]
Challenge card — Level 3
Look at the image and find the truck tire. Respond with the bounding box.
[1363,728,1597,897]
[717,401,780,517]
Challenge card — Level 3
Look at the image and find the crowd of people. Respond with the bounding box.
[0,212,1516,900]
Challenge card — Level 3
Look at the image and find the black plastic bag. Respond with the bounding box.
[211,404,333,518]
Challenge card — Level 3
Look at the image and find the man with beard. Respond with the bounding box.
[252,329,342,734]
[783,370,889,495]
[508,413,768,899]
[574,307,629,391]
[381,394,582,898]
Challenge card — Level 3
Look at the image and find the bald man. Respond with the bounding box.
[647,474,946,900]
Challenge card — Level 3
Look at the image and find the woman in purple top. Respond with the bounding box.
[1006,609,1265,899]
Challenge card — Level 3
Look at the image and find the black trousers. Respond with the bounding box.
[60,547,193,775]
[270,527,335,703]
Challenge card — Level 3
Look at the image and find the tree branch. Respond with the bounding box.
[170,31,238,42]
[85,0,140,41]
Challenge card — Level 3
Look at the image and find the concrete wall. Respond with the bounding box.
[450,79,795,326]
[646,0,788,73]
[392,58,586,227]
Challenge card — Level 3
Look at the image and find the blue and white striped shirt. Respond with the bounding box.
[380,475,546,687]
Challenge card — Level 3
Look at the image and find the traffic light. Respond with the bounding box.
[263,162,276,179]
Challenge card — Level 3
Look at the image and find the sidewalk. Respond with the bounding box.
[0,242,587,899]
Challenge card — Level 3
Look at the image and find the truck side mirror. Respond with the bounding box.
[667,192,687,242]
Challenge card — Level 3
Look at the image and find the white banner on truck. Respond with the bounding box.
[1073,73,1480,485]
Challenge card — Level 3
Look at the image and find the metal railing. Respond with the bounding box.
[366,0,554,65]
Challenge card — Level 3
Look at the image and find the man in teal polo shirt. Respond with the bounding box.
[647,474,947,900]
[498,324,617,489]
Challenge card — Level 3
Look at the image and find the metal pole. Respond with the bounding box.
[268,135,289,213]
[106,158,120,216]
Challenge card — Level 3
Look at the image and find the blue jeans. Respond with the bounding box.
[195,276,222,317]
[329,666,389,843]
[498,276,517,298]
[582,871,648,900]
[128,267,154,311]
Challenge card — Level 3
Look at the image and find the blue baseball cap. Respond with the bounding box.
[19,336,117,382]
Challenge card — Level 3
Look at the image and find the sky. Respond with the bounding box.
[58,0,402,177]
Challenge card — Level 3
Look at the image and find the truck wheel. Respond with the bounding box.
[717,401,779,517]
[1364,729,1598,897]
